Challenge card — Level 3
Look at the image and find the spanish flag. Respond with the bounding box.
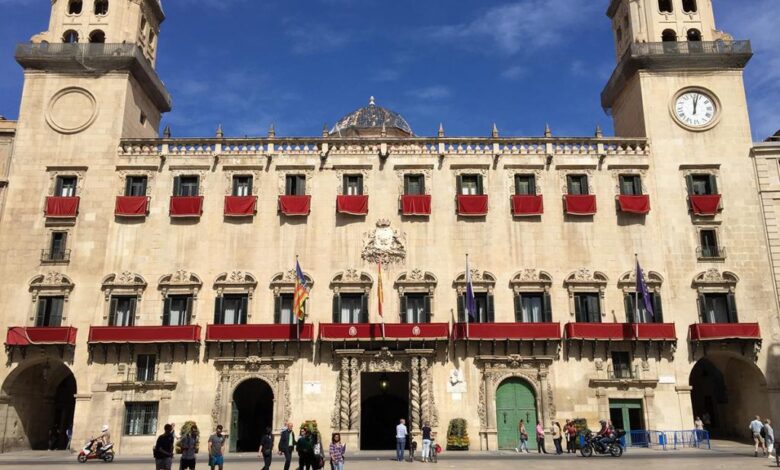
[293,260,309,322]
[377,260,384,318]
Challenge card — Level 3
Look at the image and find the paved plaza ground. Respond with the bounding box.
[0,442,776,470]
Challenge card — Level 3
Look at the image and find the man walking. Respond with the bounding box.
[279,422,295,470]
[765,419,775,460]
[180,425,198,470]
[395,419,408,462]
[749,415,766,457]
[154,424,175,470]
[259,426,274,470]
[208,425,226,470]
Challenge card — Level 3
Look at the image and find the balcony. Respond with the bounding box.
[511,195,544,217]
[696,246,727,261]
[631,40,752,59]
[589,364,660,389]
[451,322,560,341]
[336,195,369,215]
[400,195,432,216]
[319,323,449,342]
[564,195,597,215]
[15,43,171,111]
[206,324,314,342]
[88,325,202,344]
[169,196,203,218]
[617,195,651,215]
[279,195,311,216]
[5,326,77,347]
[689,195,722,216]
[565,323,677,342]
[224,196,257,217]
[115,196,150,217]
[457,195,489,216]
[688,323,761,341]
[634,323,677,341]
[45,196,80,218]
[41,249,71,263]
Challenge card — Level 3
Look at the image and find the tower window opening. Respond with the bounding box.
[616,27,623,43]
[68,0,83,14]
[94,0,108,15]
[683,0,698,13]
[662,29,677,42]
[89,30,105,43]
[140,17,147,35]
[687,29,702,41]
[659,0,673,13]
[149,31,156,46]
[63,30,79,44]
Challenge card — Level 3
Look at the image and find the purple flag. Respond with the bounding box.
[465,257,477,322]
[636,260,654,321]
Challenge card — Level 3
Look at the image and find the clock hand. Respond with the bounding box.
[692,94,699,115]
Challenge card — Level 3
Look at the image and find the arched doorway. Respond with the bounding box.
[0,359,76,452]
[230,379,273,452]
[361,372,410,450]
[690,356,769,439]
[495,378,537,450]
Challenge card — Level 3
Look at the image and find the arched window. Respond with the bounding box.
[140,16,147,34]
[213,271,257,325]
[158,270,202,326]
[29,273,75,327]
[453,268,496,323]
[88,30,105,43]
[618,270,664,323]
[101,272,146,327]
[62,30,79,44]
[563,269,608,323]
[658,0,673,13]
[662,29,677,42]
[683,0,698,13]
[395,270,438,323]
[687,29,702,41]
[68,0,83,14]
[149,31,156,46]
[270,270,314,325]
[330,270,373,324]
[692,269,739,324]
[510,270,553,323]
[94,0,108,15]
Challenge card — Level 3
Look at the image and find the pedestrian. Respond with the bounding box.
[552,422,563,455]
[180,424,198,470]
[765,419,775,460]
[536,421,548,454]
[565,420,577,453]
[395,419,408,462]
[750,415,766,457]
[65,427,73,451]
[208,425,226,470]
[514,420,529,454]
[278,422,295,470]
[297,429,313,470]
[259,426,274,470]
[694,416,704,447]
[154,424,175,470]
[421,422,432,462]
[329,433,346,470]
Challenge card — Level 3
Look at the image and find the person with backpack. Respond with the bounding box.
[154,424,175,470]
[259,426,274,470]
[750,415,767,457]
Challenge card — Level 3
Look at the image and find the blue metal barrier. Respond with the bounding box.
[626,430,710,450]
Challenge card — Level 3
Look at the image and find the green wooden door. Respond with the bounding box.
[496,378,537,450]
[609,399,644,446]
[229,400,239,452]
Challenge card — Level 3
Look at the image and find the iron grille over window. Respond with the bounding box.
[124,402,158,436]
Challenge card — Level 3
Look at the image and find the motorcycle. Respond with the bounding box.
[77,439,115,463]
[579,430,625,458]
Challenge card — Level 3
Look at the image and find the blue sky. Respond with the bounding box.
[0,0,777,139]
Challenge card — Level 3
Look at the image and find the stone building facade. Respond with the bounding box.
[0,0,778,454]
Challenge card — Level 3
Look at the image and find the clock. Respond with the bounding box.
[671,89,720,131]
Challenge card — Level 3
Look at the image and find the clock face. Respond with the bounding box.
[674,91,718,129]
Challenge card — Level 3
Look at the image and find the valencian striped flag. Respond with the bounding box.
[293,259,309,322]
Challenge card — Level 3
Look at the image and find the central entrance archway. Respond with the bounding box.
[361,372,410,450]
[230,379,273,452]
[0,359,76,452]
[495,378,537,450]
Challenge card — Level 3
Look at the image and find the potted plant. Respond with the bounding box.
[446,418,470,450]
[175,421,199,454]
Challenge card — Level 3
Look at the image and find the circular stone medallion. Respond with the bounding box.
[46,87,98,134]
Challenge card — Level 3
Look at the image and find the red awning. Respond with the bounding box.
[689,195,721,216]
[45,196,80,218]
[633,323,676,341]
[617,195,651,215]
[88,325,201,344]
[451,322,560,341]
[6,327,77,346]
[206,324,314,342]
[279,195,312,216]
[170,196,204,217]
[564,195,597,215]
[319,323,449,341]
[457,195,489,216]
[512,195,544,217]
[337,195,369,215]
[224,196,257,217]
[689,323,761,341]
[565,323,633,340]
[115,196,149,217]
[401,195,432,216]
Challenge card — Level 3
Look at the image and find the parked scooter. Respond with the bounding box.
[579,430,625,458]
[77,439,115,463]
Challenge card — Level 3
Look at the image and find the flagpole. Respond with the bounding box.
[379,260,386,340]
[466,253,470,339]
[296,254,301,341]
[634,253,640,324]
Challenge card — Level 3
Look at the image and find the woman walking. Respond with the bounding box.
[297,429,313,470]
[259,426,274,470]
[564,420,577,453]
[536,422,548,454]
[421,423,432,462]
[552,422,563,455]
[329,433,346,470]
[515,420,529,454]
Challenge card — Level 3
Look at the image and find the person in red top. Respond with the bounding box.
[596,420,614,451]
[564,420,577,453]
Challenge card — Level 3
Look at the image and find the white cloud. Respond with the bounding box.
[283,23,352,54]
[406,85,452,100]
[500,65,526,80]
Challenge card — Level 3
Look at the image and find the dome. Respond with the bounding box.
[330,97,413,137]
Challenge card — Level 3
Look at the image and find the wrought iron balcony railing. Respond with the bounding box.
[41,249,71,263]
[696,246,727,260]
[631,40,752,57]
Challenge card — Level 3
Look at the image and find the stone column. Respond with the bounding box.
[410,357,421,432]
[349,358,360,431]
[275,366,289,428]
[675,386,693,430]
[643,388,656,430]
[419,358,431,427]
[338,358,350,430]
[538,370,553,425]
[71,393,93,449]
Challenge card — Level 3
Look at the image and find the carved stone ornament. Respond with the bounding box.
[395,169,432,195]
[560,170,594,193]
[510,269,553,294]
[277,169,314,196]
[270,270,314,295]
[47,167,87,195]
[214,271,258,297]
[101,272,147,301]
[693,269,739,293]
[159,270,203,298]
[447,368,466,393]
[506,170,542,196]
[618,270,663,294]
[368,348,403,372]
[395,270,437,296]
[330,270,373,295]
[453,268,496,294]
[29,272,75,303]
[362,219,407,264]
[335,168,369,195]
[116,168,156,196]
[610,169,647,196]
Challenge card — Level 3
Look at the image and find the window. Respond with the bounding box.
[68,0,83,14]
[125,176,148,196]
[140,16,147,34]
[49,232,68,261]
[88,30,105,43]
[662,29,677,42]
[94,0,108,15]
[699,293,737,323]
[566,175,589,195]
[173,176,199,197]
[611,352,633,379]
[55,176,77,197]
[149,31,155,46]
[619,175,642,195]
[458,174,483,195]
[343,175,363,196]
[683,0,697,13]
[275,293,299,325]
[63,30,79,44]
[404,174,425,195]
[136,354,155,382]
[401,294,430,323]
[163,295,192,326]
[458,292,494,323]
[624,292,664,323]
[232,175,253,197]
[514,292,551,323]
[514,174,536,195]
[616,27,623,44]
[285,175,306,196]
[334,293,367,324]
[139,112,147,126]
[687,29,702,42]
[214,294,248,325]
[687,174,718,195]
[699,229,721,258]
[36,297,64,327]
[109,296,136,327]
[574,293,601,323]
[658,0,673,13]
[124,402,158,436]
